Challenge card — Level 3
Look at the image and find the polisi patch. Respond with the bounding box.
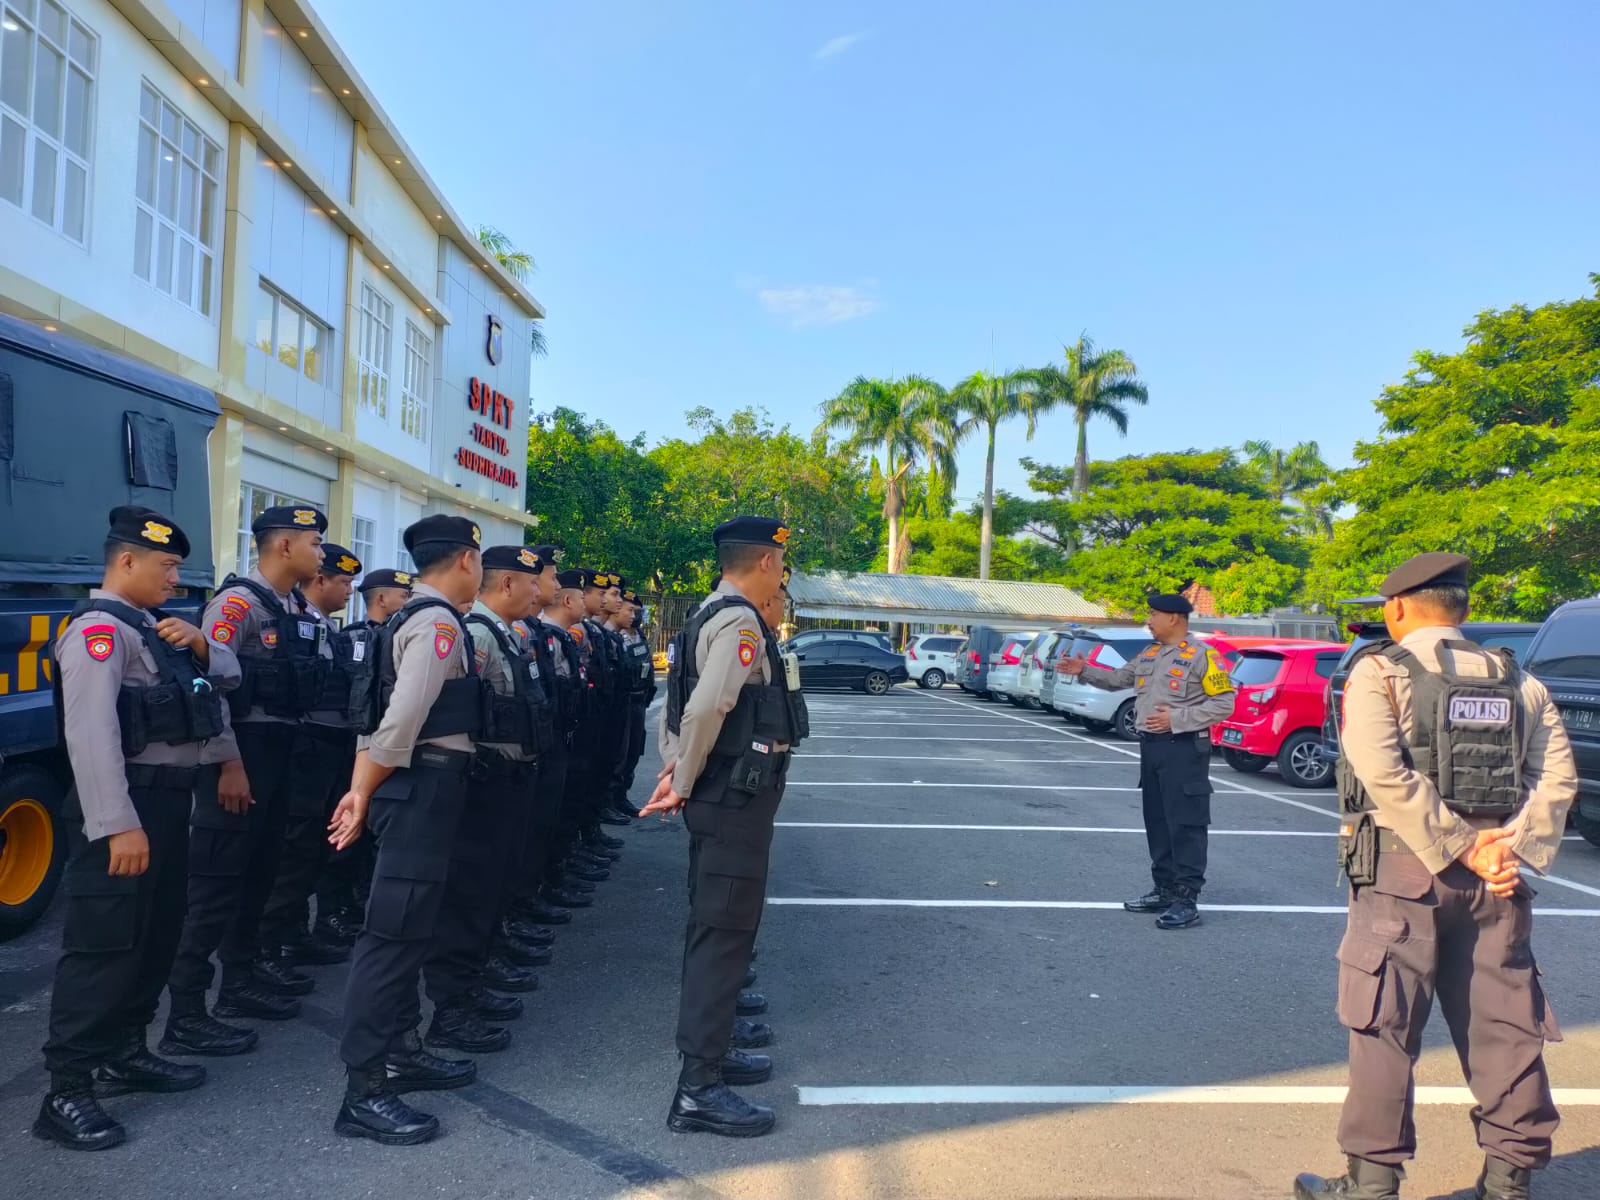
[1449,695,1513,726]
[434,621,458,660]
[737,628,760,668]
[82,624,116,661]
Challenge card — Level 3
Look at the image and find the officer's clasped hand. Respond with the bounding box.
[1460,827,1522,898]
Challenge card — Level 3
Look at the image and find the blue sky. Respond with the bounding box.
[321,0,1600,506]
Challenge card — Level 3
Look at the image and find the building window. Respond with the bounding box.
[134,81,220,315]
[255,281,328,381]
[348,514,375,621]
[0,0,97,243]
[393,528,415,576]
[357,283,392,420]
[400,320,430,442]
[237,481,310,573]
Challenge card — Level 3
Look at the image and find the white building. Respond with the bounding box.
[0,0,543,584]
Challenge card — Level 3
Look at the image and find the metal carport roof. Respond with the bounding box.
[787,570,1107,630]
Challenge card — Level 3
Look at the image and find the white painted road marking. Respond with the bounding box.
[767,898,1600,916]
[777,822,1336,836]
[802,754,1148,765]
[795,1084,1600,1107]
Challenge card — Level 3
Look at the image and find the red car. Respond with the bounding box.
[1211,641,1347,788]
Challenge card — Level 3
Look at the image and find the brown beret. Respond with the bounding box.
[1345,552,1470,605]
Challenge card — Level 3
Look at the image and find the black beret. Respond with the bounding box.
[555,568,587,590]
[482,545,542,574]
[528,544,563,569]
[579,569,605,590]
[1345,552,1471,605]
[621,588,641,605]
[252,505,328,535]
[1147,593,1193,616]
[108,506,190,557]
[608,574,627,591]
[713,516,792,549]
[403,514,481,553]
[319,544,361,577]
[780,565,792,588]
[358,568,413,592]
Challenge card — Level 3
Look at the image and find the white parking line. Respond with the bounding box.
[786,780,1295,798]
[767,898,1600,916]
[800,755,1165,765]
[807,721,1027,728]
[795,1084,1600,1107]
[777,822,1335,837]
[807,736,1067,742]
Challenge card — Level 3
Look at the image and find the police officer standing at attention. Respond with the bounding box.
[1059,593,1235,930]
[1296,554,1577,1200]
[609,587,655,819]
[164,506,329,1051]
[36,508,237,1149]
[326,515,484,1144]
[642,517,804,1138]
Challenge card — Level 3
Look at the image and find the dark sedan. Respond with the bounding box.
[792,638,910,695]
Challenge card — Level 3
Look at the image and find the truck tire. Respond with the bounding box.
[0,764,68,942]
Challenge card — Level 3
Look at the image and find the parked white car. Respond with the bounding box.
[904,633,967,689]
[1012,628,1077,709]
[1049,625,1153,738]
[984,632,1038,703]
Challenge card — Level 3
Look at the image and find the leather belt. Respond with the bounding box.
[1377,829,1415,855]
[413,746,473,775]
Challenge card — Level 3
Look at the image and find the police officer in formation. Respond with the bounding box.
[1296,554,1578,1200]
[642,516,807,1138]
[1059,592,1236,929]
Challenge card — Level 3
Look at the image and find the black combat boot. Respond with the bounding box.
[426,1005,512,1054]
[160,1012,259,1057]
[494,935,552,968]
[33,1073,125,1150]
[248,955,315,996]
[1476,1157,1532,1200]
[468,986,525,1022]
[1294,1156,1403,1199]
[1155,887,1201,930]
[743,966,758,988]
[736,990,767,1016]
[571,846,614,869]
[215,980,301,1020]
[314,909,362,945]
[731,1018,773,1049]
[1122,887,1171,913]
[542,885,593,909]
[276,929,351,966]
[501,917,555,945]
[564,877,597,894]
[589,830,626,851]
[334,1064,440,1145]
[385,1030,476,1092]
[95,1031,206,1094]
[598,808,632,827]
[583,835,624,858]
[667,1057,776,1138]
[515,896,573,925]
[719,1048,773,1085]
[563,858,610,883]
[482,956,539,993]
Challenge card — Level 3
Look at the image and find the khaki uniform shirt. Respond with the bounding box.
[468,598,537,763]
[1081,636,1237,734]
[359,581,474,769]
[1342,625,1578,875]
[539,614,575,680]
[59,587,241,840]
[658,581,776,796]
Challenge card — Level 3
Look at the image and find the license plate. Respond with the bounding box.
[1561,706,1598,732]
[1221,728,1244,746]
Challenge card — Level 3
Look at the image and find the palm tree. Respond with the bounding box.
[1033,336,1148,493]
[1243,439,1330,503]
[817,375,952,573]
[476,224,547,358]
[948,369,1044,579]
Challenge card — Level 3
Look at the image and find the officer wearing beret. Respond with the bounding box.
[1060,593,1236,930]
[257,544,364,972]
[1296,554,1578,1200]
[643,516,806,1137]
[163,505,332,1051]
[327,514,484,1144]
[608,587,656,820]
[357,569,415,624]
[35,509,239,1149]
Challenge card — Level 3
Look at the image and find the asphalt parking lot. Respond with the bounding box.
[3,684,1599,1199]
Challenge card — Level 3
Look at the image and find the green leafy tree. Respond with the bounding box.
[1242,439,1331,503]
[477,224,548,358]
[1310,276,1600,618]
[1032,335,1148,493]
[948,368,1047,580]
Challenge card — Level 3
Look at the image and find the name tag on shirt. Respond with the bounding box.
[297,621,315,641]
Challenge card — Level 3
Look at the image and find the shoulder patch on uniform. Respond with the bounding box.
[1201,648,1234,696]
[434,621,458,660]
[1140,646,1159,660]
[569,625,586,645]
[737,627,760,668]
[82,624,116,661]
[474,644,491,668]
[219,595,250,624]
[210,620,236,644]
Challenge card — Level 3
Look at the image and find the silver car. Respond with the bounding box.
[1050,625,1155,740]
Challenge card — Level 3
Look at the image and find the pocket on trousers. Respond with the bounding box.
[1179,779,1213,827]
[365,852,449,941]
[1335,934,1388,1032]
[1371,850,1435,900]
[692,873,764,932]
[1534,965,1563,1043]
[188,825,251,877]
[62,871,140,953]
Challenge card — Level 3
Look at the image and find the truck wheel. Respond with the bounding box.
[1574,810,1600,849]
[1277,730,1335,788]
[920,669,946,690]
[1222,748,1271,774]
[0,765,68,942]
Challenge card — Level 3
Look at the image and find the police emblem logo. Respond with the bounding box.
[518,549,537,568]
[471,524,482,546]
[210,620,236,644]
[395,572,412,586]
[434,621,458,660]
[292,509,318,526]
[337,554,359,573]
[485,314,503,366]
[772,526,791,546]
[141,520,173,545]
[1448,696,1512,725]
[82,624,117,661]
[261,628,279,648]
[737,629,760,668]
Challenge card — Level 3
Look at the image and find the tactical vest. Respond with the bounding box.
[221,575,330,719]
[534,623,582,737]
[624,636,654,699]
[309,620,375,717]
[584,619,620,701]
[347,596,484,739]
[63,599,227,757]
[664,594,804,761]
[1337,638,1526,820]
[465,612,555,756]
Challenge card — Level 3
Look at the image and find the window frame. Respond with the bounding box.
[253,280,330,383]
[399,319,431,442]
[357,282,393,420]
[133,78,221,316]
[347,513,376,621]
[237,481,311,573]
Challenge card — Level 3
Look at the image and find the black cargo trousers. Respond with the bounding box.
[339,747,470,1070]
[44,766,195,1076]
[259,723,350,949]
[674,752,789,1063]
[1137,730,1213,899]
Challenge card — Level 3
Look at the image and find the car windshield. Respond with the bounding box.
[1524,610,1600,681]
[1231,652,1286,687]
[1476,630,1538,662]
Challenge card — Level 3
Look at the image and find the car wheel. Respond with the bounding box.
[1081,718,1112,735]
[863,670,891,696]
[1575,810,1600,849]
[1114,700,1139,741]
[1022,695,1042,710]
[1222,748,1271,774]
[1277,731,1335,788]
[922,669,946,690]
[0,765,68,943]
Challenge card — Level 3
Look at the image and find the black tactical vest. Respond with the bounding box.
[664,594,803,760]
[464,613,554,756]
[347,596,484,739]
[64,599,227,757]
[534,623,582,737]
[624,636,654,699]
[1337,638,1526,820]
[221,575,330,719]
